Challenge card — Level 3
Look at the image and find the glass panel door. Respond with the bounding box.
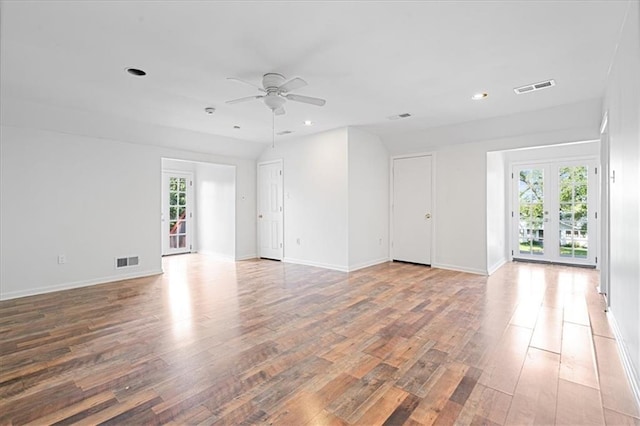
[512,161,596,266]
[558,165,589,260]
[517,167,546,256]
[162,171,192,255]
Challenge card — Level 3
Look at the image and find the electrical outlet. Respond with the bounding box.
[58,254,66,264]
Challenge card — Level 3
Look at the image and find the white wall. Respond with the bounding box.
[195,162,236,259]
[486,150,507,274]
[382,99,602,274]
[347,127,389,270]
[0,124,256,300]
[259,128,350,270]
[604,0,640,395]
[1,126,162,298]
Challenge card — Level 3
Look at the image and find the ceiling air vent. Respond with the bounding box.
[514,79,555,95]
[387,113,412,120]
[276,130,293,135]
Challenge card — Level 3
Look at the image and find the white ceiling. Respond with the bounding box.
[0,1,629,148]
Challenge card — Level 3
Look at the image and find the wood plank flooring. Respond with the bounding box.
[1,255,639,425]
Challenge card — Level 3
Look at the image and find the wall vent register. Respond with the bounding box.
[115,256,139,269]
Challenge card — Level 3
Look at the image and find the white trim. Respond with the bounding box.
[235,253,257,261]
[196,250,236,262]
[487,257,508,275]
[283,257,349,272]
[608,308,640,410]
[432,263,487,275]
[0,269,163,301]
[348,257,391,272]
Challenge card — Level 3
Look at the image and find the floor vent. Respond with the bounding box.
[514,79,555,95]
[115,256,139,269]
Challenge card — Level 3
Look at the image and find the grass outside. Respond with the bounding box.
[519,242,587,258]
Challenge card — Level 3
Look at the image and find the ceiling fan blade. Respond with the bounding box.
[226,77,266,92]
[274,107,286,116]
[278,77,307,93]
[225,95,264,105]
[285,93,326,106]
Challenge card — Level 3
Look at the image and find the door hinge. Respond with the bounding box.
[595,212,598,219]
[280,243,283,248]
[190,212,193,218]
[595,256,598,264]
[511,211,514,218]
[279,170,282,175]
[511,172,514,179]
[595,167,598,175]
[511,250,514,255]
[190,244,193,250]
[190,180,193,186]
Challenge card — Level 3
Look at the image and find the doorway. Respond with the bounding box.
[257,160,283,260]
[161,171,193,255]
[512,160,598,266]
[391,155,433,265]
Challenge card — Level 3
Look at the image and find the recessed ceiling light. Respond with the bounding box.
[472,92,488,100]
[233,125,240,129]
[304,120,313,126]
[204,107,215,114]
[387,113,412,120]
[126,67,146,76]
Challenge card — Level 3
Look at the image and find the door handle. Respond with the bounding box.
[258,214,263,219]
[425,213,431,219]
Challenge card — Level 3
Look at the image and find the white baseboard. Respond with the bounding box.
[431,262,487,275]
[608,308,640,410]
[348,257,391,272]
[236,253,257,261]
[487,257,508,275]
[283,257,349,272]
[196,250,236,262]
[0,269,164,301]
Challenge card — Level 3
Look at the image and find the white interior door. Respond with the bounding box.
[513,160,597,266]
[257,160,283,260]
[392,155,433,265]
[162,171,193,255]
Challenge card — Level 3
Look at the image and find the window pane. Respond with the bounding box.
[169,221,177,235]
[170,207,177,220]
[170,192,177,206]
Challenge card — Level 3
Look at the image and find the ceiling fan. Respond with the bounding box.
[226,73,326,115]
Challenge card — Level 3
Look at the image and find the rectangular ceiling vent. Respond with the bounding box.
[387,112,412,120]
[115,256,139,269]
[276,130,293,135]
[514,79,555,95]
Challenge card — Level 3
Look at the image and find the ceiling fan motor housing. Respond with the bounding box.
[262,73,286,90]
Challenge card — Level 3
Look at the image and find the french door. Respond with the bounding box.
[161,171,193,255]
[512,160,597,266]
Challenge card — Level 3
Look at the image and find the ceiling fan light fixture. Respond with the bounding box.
[204,107,215,114]
[472,92,488,100]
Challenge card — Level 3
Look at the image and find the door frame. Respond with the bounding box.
[257,159,284,260]
[389,152,436,265]
[509,156,599,266]
[161,170,194,256]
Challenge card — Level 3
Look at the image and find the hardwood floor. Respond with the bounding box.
[1,255,639,425]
